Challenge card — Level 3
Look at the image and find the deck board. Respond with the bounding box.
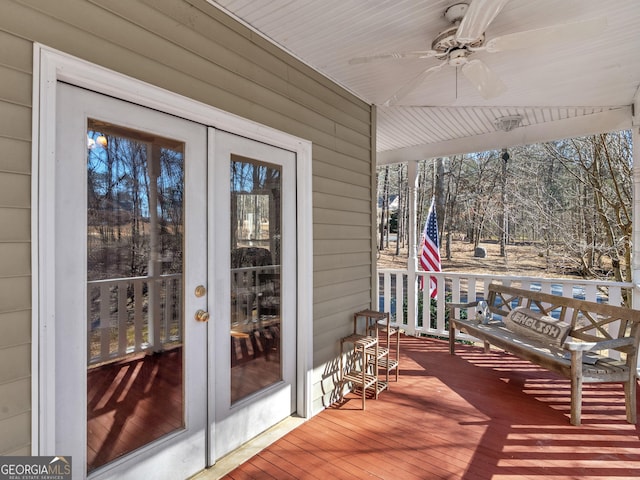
[221,335,640,479]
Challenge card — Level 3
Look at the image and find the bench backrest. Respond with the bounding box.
[486,284,640,346]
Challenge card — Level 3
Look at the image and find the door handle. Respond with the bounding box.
[195,309,210,322]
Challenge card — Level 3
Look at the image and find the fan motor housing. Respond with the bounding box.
[434,2,485,53]
[432,26,484,54]
[432,26,461,52]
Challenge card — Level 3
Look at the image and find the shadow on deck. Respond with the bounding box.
[220,335,640,479]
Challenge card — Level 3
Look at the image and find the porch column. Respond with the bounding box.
[632,90,640,310]
[406,160,419,335]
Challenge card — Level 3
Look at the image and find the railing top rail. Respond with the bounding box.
[377,268,634,289]
[377,268,408,274]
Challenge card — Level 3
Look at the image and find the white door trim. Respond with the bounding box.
[32,44,314,456]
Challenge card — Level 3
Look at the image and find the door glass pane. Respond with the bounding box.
[86,120,185,472]
[230,156,282,403]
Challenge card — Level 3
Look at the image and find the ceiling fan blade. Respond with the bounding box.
[461,59,507,99]
[455,0,511,44]
[349,50,440,65]
[484,17,607,53]
[383,62,446,106]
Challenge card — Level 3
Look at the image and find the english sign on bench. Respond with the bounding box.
[504,306,571,346]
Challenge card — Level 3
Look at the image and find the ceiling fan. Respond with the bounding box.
[349,0,606,105]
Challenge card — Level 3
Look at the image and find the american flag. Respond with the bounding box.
[419,197,441,298]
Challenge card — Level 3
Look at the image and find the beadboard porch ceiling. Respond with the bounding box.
[209,0,640,164]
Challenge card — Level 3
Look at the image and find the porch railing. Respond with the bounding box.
[87,273,182,365]
[379,269,635,342]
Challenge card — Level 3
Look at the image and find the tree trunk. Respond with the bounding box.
[395,164,403,255]
[499,149,508,257]
[434,158,445,237]
[379,166,389,250]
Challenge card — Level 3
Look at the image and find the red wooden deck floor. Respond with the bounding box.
[222,335,640,479]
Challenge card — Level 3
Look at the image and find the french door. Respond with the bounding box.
[210,131,297,460]
[53,83,296,479]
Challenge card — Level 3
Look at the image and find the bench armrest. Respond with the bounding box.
[564,337,635,352]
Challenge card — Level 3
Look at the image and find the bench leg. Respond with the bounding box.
[624,378,637,424]
[570,379,582,426]
[570,353,583,426]
[449,321,456,354]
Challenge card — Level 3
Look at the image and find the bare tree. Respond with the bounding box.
[444,155,463,259]
[379,165,390,251]
[376,130,632,283]
[544,132,632,281]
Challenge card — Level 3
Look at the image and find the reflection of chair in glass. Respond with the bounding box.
[230,248,280,365]
[230,319,280,365]
[230,329,251,367]
[257,273,280,318]
[231,247,272,269]
[257,272,280,361]
[230,247,272,326]
[231,288,255,326]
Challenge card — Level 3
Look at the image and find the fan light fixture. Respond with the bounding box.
[495,115,523,132]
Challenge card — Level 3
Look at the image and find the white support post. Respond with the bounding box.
[406,160,418,335]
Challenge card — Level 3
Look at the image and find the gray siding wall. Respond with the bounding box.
[0,0,374,453]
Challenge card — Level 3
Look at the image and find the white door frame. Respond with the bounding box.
[32,44,313,456]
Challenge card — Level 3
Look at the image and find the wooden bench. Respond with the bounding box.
[448,283,640,425]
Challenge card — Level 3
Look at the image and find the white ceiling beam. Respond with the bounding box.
[377,107,631,165]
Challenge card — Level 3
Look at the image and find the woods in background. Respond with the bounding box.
[377,130,633,281]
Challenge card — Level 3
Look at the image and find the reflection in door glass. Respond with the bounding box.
[230,157,282,403]
[86,120,185,472]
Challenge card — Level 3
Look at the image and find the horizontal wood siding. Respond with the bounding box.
[0,0,374,450]
[0,22,32,455]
